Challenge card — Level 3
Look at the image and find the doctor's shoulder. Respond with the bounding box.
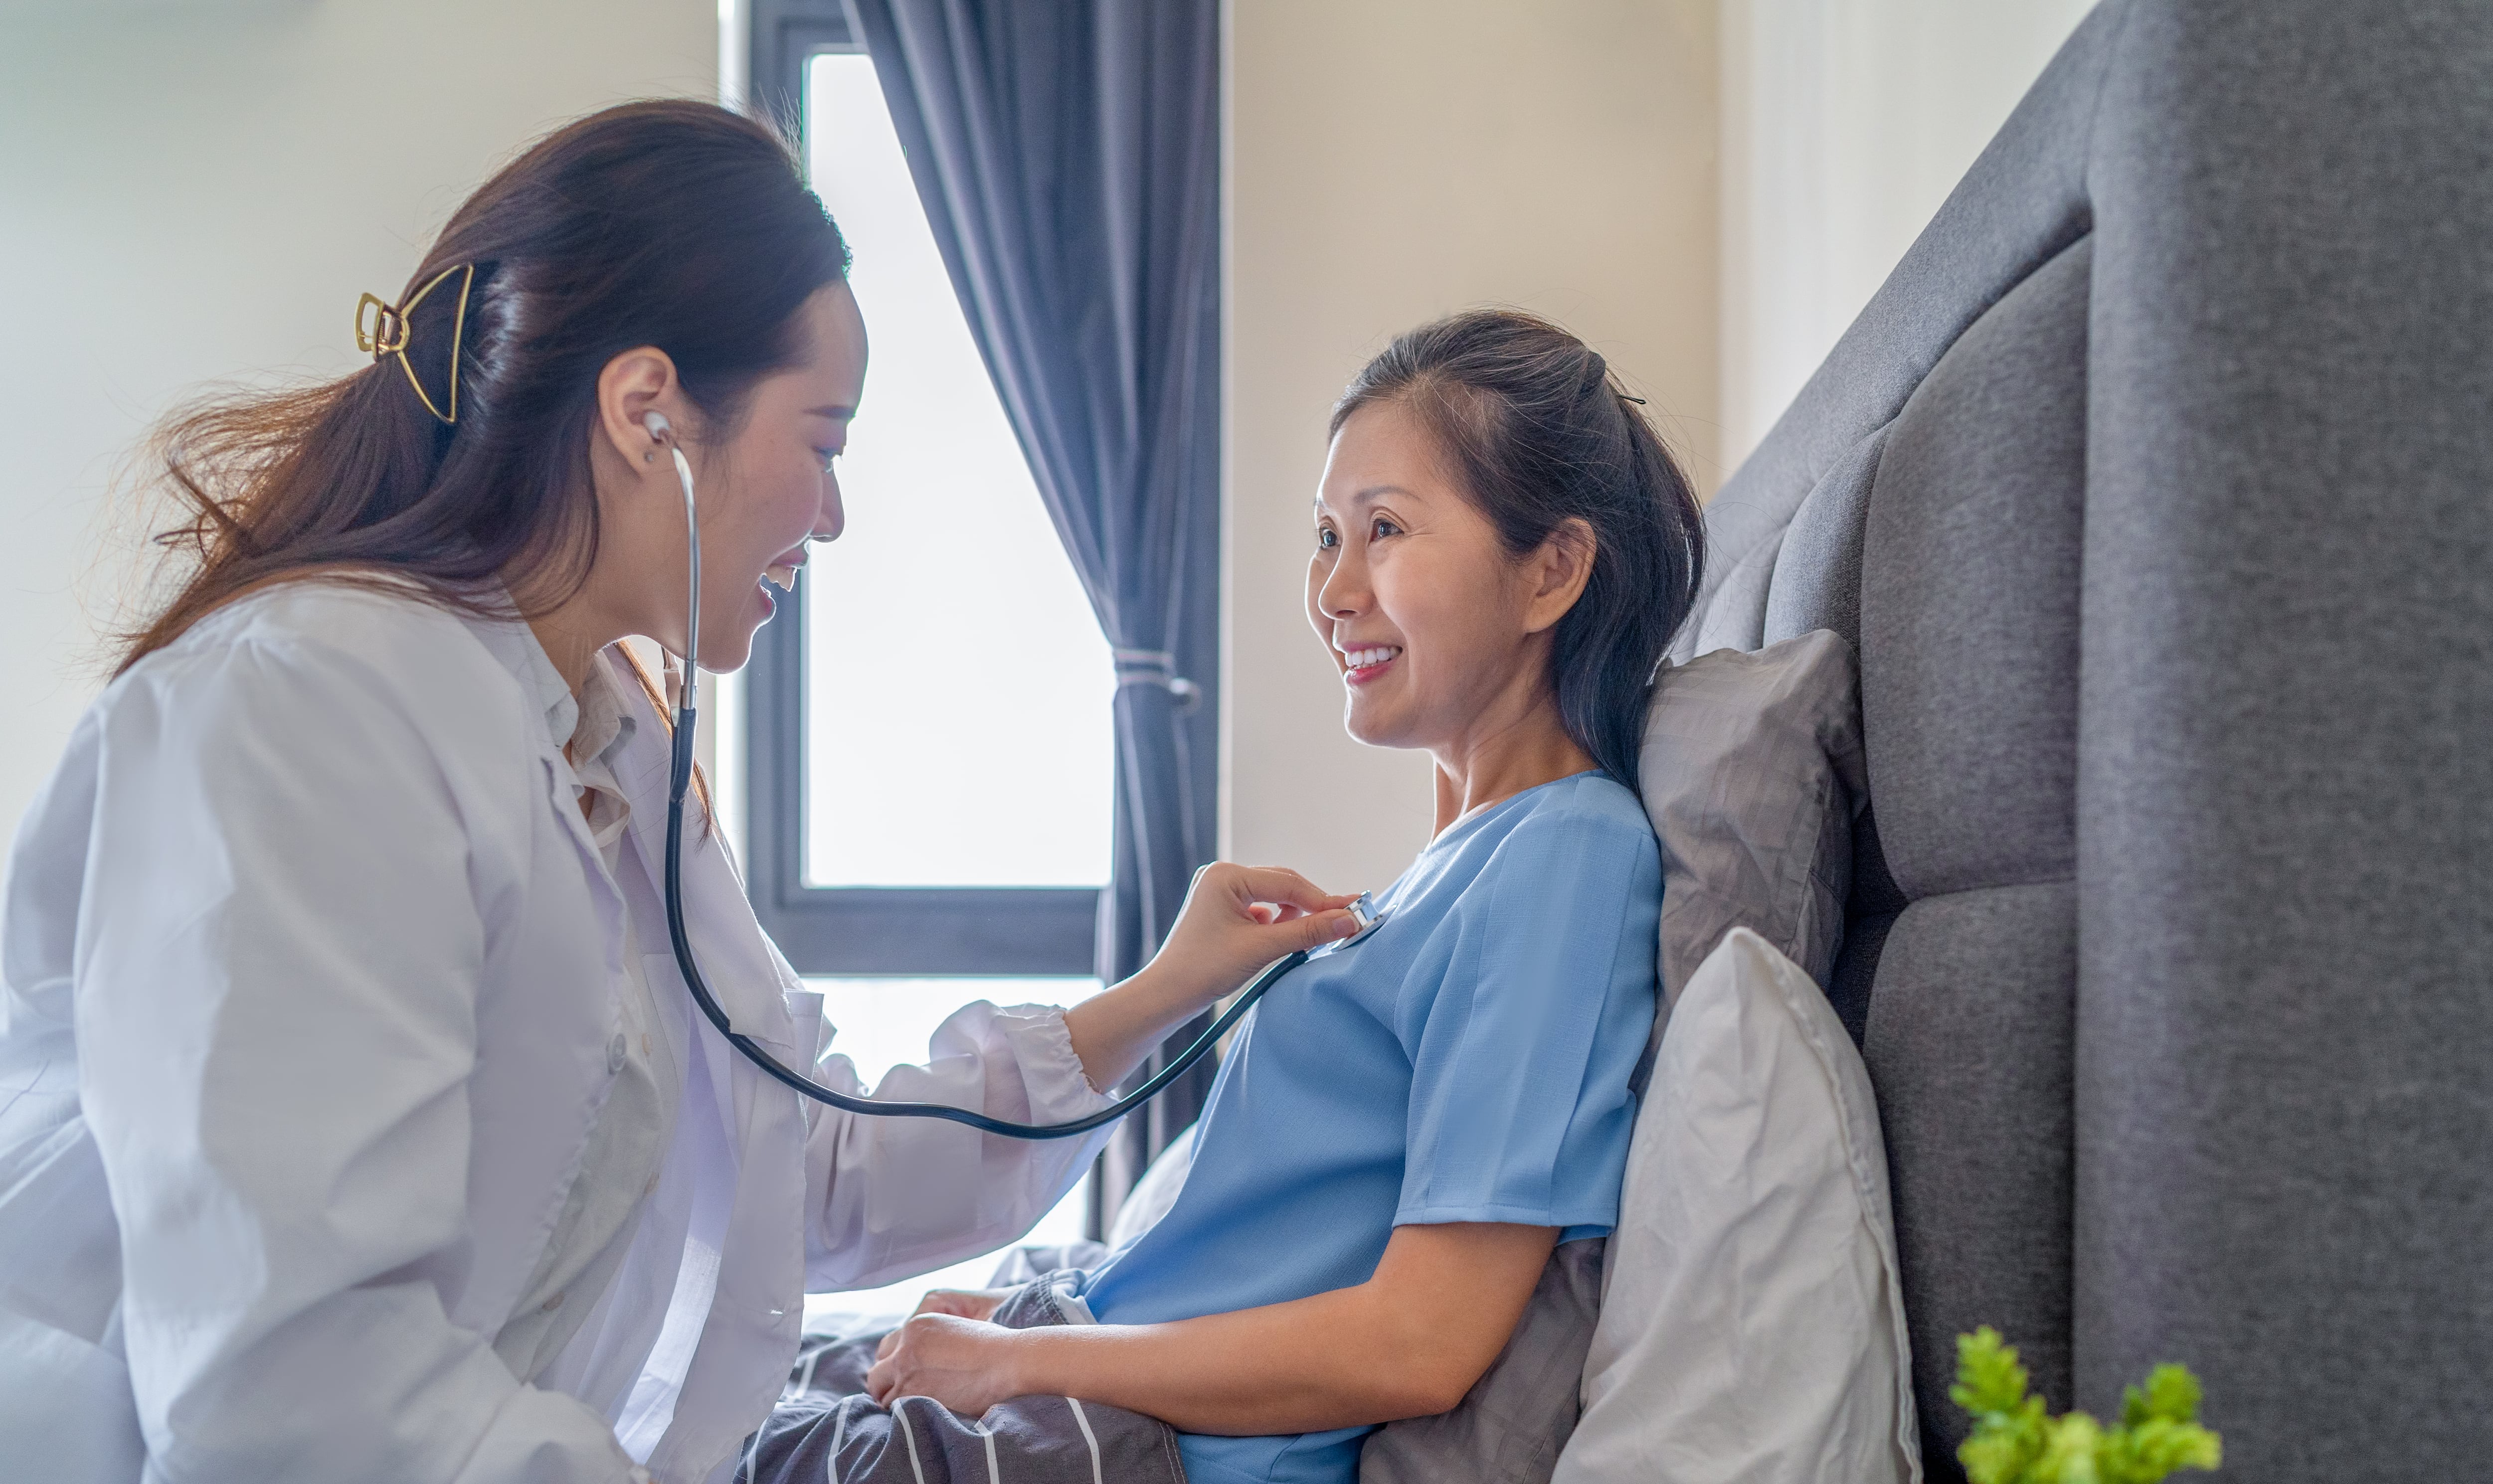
[106,574,544,785]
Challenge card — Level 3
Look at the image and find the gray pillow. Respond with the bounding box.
[1359,1239,1606,1484]
[1640,630,1866,1048]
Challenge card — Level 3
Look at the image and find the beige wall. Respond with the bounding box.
[0,0,715,843]
[1718,0,2096,465]
[1222,0,2101,894]
[1222,0,1722,897]
[2,0,2105,906]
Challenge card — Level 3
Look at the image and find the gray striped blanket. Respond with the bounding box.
[735,1273,1187,1484]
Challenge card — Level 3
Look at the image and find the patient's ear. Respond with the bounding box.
[1521,517,1596,635]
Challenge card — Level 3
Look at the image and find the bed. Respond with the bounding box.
[1663,1,2493,1476]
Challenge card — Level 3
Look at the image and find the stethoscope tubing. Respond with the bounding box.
[661,719,1303,1139]
[653,427,1309,1140]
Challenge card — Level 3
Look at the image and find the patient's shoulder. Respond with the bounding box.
[1499,771,1657,857]
[1420,773,1658,1005]
[1449,772,1660,923]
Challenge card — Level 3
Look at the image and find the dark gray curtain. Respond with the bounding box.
[847,0,1222,1237]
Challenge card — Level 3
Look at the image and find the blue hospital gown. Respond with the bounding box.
[1076,770,1662,1484]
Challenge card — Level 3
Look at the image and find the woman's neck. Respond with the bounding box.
[525,605,624,701]
[1428,706,1598,837]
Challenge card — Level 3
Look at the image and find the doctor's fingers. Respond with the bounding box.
[1246,901,1322,925]
[1210,863,1358,914]
[1272,906,1363,953]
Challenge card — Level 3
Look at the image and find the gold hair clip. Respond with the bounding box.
[354,262,475,424]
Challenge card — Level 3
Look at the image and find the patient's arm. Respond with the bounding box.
[865,1220,1557,1432]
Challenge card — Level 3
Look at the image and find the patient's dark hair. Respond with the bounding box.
[1332,309,1705,792]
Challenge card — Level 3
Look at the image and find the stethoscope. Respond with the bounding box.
[641,412,1384,1140]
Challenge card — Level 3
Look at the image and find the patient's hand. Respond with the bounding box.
[905,1287,1016,1324]
[865,1313,1031,1415]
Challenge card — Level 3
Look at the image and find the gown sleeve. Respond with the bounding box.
[796,964,1119,1292]
[76,619,643,1484]
[1394,802,1661,1240]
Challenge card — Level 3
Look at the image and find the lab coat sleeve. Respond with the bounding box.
[797,978,1118,1292]
[75,626,640,1484]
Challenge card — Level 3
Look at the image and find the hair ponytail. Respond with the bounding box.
[119,100,850,673]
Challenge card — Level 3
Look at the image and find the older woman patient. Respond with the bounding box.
[831,309,1704,1484]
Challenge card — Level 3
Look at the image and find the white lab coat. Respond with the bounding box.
[0,582,1113,1484]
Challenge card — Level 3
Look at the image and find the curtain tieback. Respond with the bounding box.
[1112,648,1202,711]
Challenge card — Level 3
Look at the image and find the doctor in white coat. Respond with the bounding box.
[0,100,1359,1483]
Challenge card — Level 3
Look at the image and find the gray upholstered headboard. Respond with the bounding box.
[1672,2,2493,1478]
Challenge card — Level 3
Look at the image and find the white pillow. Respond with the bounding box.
[1555,928,1919,1484]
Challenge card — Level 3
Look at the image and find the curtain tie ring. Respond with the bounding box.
[1112,648,1201,712]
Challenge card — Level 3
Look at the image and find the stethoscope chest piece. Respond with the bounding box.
[1310,891,1387,960]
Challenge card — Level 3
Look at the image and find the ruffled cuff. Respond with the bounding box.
[983,1002,1116,1118]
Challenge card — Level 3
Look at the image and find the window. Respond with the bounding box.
[744,4,1112,1316]
[797,52,1115,896]
[740,4,1112,978]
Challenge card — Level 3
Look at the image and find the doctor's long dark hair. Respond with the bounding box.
[1332,311,1706,793]
[116,100,851,673]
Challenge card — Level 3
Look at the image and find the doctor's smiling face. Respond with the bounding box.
[584,279,869,675]
[1307,398,1592,770]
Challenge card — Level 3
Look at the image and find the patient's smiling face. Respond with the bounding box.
[1308,400,1578,761]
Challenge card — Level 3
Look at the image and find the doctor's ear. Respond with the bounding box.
[594,345,686,468]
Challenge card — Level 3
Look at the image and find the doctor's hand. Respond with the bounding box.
[1066,864,1362,1091]
[1151,863,1363,1006]
[865,1313,1033,1416]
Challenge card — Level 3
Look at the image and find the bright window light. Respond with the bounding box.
[801,52,1115,889]
[792,54,1113,1320]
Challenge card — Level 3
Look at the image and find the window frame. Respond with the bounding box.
[743,0,1100,977]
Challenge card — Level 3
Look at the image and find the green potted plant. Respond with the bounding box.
[1952,1327,2223,1484]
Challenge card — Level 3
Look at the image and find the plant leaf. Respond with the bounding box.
[2122,1364,2204,1428]
[1959,1329,2221,1484]
[2036,1410,2105,1484]
[1953,1327,2035,1418]
[2105,1418,2223,1483]
[1959,1403,2050,1484]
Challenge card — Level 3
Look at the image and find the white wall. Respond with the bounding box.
[1222,0,1721,898]
[0,0,715,843]
[1718,0,2096,465]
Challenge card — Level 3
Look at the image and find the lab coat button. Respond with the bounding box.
[542,1293,563,1313]
[608,1033,627,1073]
